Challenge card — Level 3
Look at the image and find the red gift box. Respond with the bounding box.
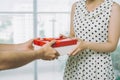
[33,37,78,55]
[33,37,77,47]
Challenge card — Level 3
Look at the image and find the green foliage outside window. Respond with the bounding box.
[0,16,13,43]
[111,45,120,80]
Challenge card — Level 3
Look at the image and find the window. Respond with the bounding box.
[0,0,75,80]
[0,0,34,80]
[35,0,75,80]
[0,0,120,80]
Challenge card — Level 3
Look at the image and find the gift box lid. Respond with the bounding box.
[33,37,77,48]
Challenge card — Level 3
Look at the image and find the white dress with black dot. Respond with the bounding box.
[64,0,116,80]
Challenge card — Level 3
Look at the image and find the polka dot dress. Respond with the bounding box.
[63,0,116,80]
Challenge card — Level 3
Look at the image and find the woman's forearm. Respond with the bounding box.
[85,41,117,53]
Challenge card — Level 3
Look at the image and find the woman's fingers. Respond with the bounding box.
[59,34,68,38]
[69,47,78,55]
[72,48,81,56]
[69,42,82,56]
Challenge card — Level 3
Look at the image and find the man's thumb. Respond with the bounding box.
[48,40,56,46]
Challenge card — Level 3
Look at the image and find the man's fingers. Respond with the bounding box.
[51,52,60,59]
[49,54,59,60]
[55,52,60,56]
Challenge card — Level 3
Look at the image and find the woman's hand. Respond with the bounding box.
[69,38,87,56]
[59,34,68,38]
[59,34,75,39]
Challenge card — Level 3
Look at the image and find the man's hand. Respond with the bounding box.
[36,40,60,60]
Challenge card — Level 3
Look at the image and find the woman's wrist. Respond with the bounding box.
[85,41,90,50]
[83,41,90,50]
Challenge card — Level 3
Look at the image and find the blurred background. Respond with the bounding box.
[0,0,120,80]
